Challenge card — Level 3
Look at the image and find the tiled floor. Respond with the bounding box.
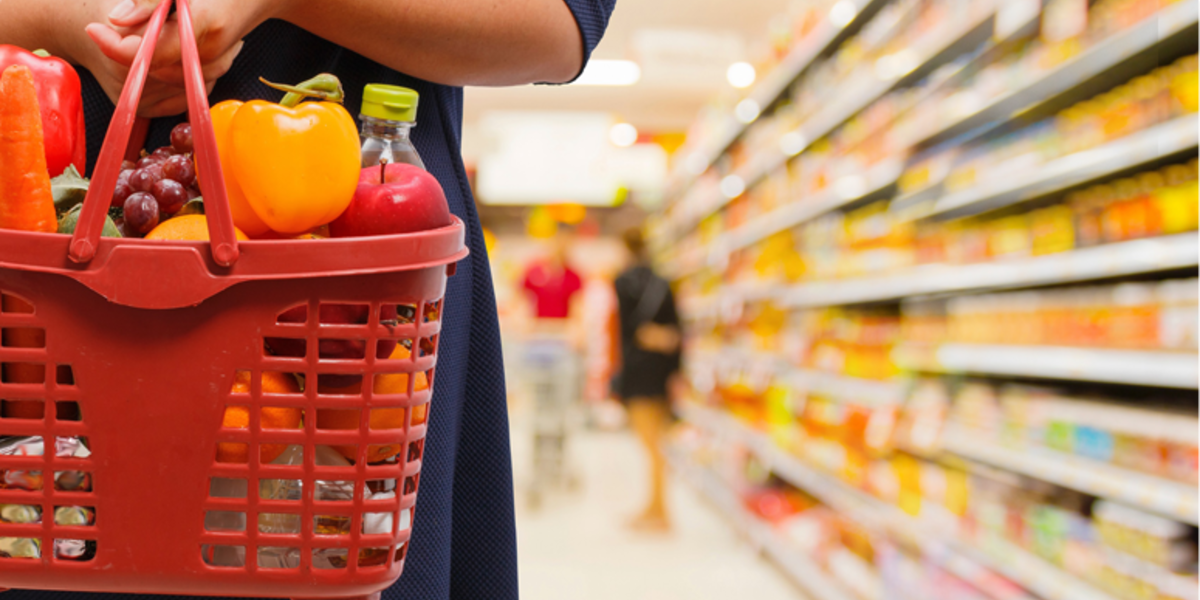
[510,411,805,600]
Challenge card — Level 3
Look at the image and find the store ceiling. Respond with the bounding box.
[461,0,790,161]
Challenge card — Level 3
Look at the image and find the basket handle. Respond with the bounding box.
[69,0,239,267]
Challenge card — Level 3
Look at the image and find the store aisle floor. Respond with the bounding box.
[510,411,805,600]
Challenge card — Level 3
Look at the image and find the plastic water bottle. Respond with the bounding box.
[360,84,424,170]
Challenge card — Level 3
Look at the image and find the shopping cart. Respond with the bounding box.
[0,1,465,598]
[523,337,582,509]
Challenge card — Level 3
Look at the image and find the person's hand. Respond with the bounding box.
[33,0,144,114]
[84,0,281,117]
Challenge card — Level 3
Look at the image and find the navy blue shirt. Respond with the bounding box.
[14,2,614,600]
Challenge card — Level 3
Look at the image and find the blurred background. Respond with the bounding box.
[460,0,1200,598]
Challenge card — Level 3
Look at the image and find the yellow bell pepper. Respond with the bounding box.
[210,74,360,235]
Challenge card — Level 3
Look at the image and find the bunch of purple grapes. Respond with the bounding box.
[113,122,200,237]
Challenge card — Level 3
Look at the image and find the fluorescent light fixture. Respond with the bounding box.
[829,0,858,27]
[572,60,641,86]
[685,152,708,175]
[726,62,757,88]
[719,175,745,199]
[609,122,639,147]
[735,99,760,124]
[779,131,808,156]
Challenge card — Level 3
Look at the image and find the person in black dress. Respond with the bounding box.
[0,0,616,598]
[613,228,681,531]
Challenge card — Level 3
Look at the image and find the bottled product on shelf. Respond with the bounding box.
[901,277,1200,351]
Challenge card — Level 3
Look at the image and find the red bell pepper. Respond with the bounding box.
[0,46,86,177]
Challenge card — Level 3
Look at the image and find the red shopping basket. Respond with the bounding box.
[0,1,466,598]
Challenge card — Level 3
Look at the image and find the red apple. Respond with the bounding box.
[265,304,399,387]
[329,162,452,238]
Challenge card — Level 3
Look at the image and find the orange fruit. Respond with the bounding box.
[316,344,429,463]
[145,214,250,241]
[252,224,329,240]
[217,371,303,464]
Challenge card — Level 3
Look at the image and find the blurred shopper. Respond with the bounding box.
[613,228,682,531]
[520,227,586,506]
[522,227,584,332]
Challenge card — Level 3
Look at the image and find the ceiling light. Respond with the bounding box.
[734,99,760,123]
[609,122,638,147]
[829,0,858,27]
[726,62,756,88]
[779,131,808,156]
[719,175,745,199]
[572,60,641,86]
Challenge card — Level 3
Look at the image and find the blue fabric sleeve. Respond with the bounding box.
[560,0,618,81]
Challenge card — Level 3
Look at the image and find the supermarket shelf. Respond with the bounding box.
[666,160,903,279]
[789,369,904,408]
[779,232,1199,308]
[681,404,1113,600]
[922,114,1200,220]
[913,1,1200,151]
[664,0,887,206]
[665,445,857,600]
[786,7,997,162]
[727,159,904,253]
[659,4,995,248]
[902,343,1200,389]
[955,537,1119,600]
[943,426,1199,525]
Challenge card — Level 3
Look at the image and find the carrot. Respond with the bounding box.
[0,65,57,233]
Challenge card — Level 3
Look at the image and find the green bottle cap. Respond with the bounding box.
[361,84,419,122]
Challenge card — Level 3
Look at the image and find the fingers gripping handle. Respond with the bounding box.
[176,0,239,265]
[68,1,170,264]
[69,0,240,267]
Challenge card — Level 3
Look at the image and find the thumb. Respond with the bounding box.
[107,0,162,28]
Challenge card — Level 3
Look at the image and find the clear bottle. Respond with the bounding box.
[359,84,424,170]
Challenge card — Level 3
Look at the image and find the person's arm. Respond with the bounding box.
[95,0,588,94]
[280,0,586,86]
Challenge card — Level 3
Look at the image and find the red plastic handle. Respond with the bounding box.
[69,0,239,267]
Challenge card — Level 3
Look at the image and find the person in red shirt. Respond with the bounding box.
[522,228,583,322]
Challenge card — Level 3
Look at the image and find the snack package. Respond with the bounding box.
[0,436,94,560]
[257,445,354,569]
[256,445,404,569]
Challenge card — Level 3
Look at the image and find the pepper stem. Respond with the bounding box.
[259,73,345,107]
[379,158,388,184]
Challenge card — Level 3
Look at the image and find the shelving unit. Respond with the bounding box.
[678,232,1198,315]
[942,426,1199,525]
[658,1,998,249]
[678,404,1122,600]
[915,113,1200,220]
[664,445,858,600]
[657,1,1199,598]
[662,0,890,238]
[897,343,1199,389]
[788,369,904,407]
[660,0,1200,252]
[783,232,1199,308]
[910,0,1199,151]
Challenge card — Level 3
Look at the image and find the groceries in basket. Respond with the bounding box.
[0,57,451,242]
[0,435,95,560]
